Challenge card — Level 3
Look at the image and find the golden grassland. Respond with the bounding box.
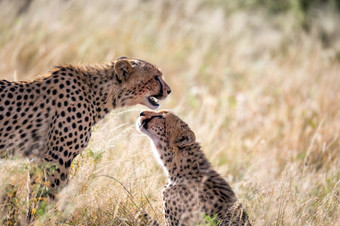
[0,0,339,225]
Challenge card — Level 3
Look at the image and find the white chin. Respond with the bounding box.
[143,98,160,109]
[136,119,161,145]
[136,120,142,132]
[146,103,159,110]
[136,118,146,133]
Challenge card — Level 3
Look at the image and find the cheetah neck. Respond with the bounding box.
[69,63,129,120]
[158,143,213,184]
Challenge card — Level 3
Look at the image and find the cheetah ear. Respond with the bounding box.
[174,129,196,148]
[114,58,133,82]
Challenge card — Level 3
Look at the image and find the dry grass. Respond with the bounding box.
[0,0,339,225]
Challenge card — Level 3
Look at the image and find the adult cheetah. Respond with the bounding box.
[0,57,171,195]
[137,111,251,225]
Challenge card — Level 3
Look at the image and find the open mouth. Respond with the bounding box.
[146,76,163,108]
[147,96,160,107]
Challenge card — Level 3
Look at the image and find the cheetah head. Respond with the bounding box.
[137,110,196,150]
[113,57,171,109]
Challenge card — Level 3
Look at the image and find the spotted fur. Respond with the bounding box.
[136,211,160,226]
[0,57,171,195]
[137,111,251,225]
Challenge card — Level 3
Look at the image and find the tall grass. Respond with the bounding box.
[0,0,339,225]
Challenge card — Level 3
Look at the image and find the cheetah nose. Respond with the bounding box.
[140,111,146,117]
[167,89,171,95]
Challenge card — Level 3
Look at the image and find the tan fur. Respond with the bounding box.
[138,111,251,225]
[0,57,171,198]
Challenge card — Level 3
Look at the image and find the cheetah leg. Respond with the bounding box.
[25,160,72,221]
[45,163,71,199]
[136,211,160,226]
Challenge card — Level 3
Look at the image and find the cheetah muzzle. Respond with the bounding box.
[146,76,166,108]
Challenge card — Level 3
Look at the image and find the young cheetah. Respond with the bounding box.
[137,111,251,225]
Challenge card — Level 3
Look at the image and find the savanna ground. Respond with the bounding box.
[0,0,339,225]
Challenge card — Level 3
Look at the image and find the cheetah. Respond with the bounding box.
[0,57,171,195]
[137,111,251,225]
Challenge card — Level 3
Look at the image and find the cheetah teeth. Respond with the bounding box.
[148,96,160,107]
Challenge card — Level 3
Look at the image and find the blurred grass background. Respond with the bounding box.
[0,0,339,225]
